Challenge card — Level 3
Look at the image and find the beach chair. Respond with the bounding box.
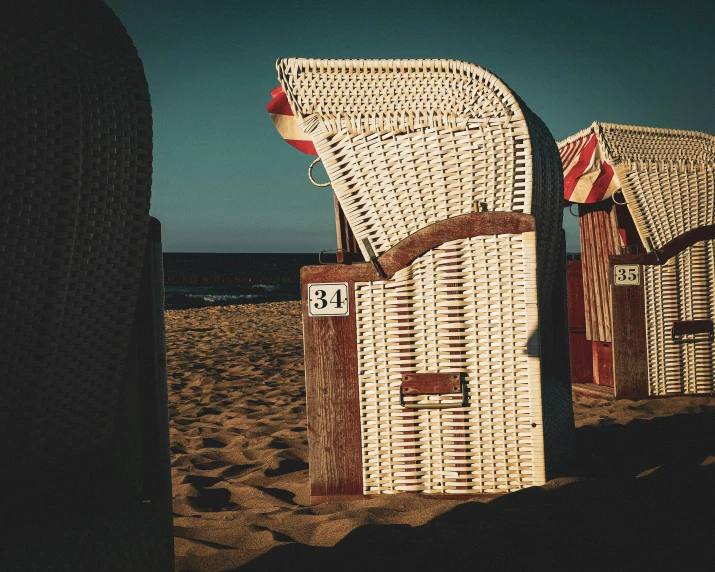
[0,1,173,570]
[560,122,715,398]
[268,58,574,502]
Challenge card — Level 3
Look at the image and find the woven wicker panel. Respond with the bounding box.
[0,1,152,473]
[276,59,564,301]
[589,123,714,250]
[645,240,715,395]
[355,233,573,494]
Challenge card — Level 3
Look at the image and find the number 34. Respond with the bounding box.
[313,288,344,309]
[307,283,350,316]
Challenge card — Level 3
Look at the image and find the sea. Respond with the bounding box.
[163,253,319,310]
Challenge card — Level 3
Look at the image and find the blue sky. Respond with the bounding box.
[106,0,715,252]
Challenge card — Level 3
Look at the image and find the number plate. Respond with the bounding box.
[307,283,350,316]
[614,264,640,286]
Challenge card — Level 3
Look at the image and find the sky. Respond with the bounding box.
[106,0,715,253]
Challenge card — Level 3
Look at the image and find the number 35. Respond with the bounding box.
[614,265,639,285]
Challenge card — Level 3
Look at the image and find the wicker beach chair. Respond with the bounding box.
[1,1,173,570]
[559,122,715,397]
[270,58,573,501]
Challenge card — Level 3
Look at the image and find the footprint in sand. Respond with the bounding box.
[268,438,290,450]
[182,474,222,487]
[264,459,308,477]
[192,459,231,471]
[222,463,259,478]
[187,486,236,512]
[201,437,227,448]
[249,524,295,543]
[255,486,296,505]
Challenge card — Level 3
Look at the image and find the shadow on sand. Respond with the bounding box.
[236,408,715,571]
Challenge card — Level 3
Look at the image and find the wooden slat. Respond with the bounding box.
[592,209,608,340]
[377,212,535,278]
[579,213,593,340]
[578,203,621,343]
[567,260,587,329]
[334,193,362,261]
[611,224,715,266]
[305,212,536,283]
[571,383,613,400]
[310,493,504,505]
[569,332,593,385]
[592,341,614,388]
[609,263,649,398]
[566,259,594,385]
[301,266,364,499]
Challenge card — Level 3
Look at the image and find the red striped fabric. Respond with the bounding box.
[266,85,318,156]
[560,133,619,203]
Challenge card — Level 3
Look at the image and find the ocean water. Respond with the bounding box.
[163,253,318,310]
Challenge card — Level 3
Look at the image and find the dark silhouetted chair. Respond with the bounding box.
[0,1,173,570]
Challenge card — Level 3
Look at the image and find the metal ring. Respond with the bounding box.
[308,157,331,187]
[568,203,579,217]
[612,189,627,205]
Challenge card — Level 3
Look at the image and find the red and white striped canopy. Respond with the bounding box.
[560,133,620,203]
[266,85,317,156]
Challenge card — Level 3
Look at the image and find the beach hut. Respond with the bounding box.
[268,58,574,503]
[560,122,715,398]
[1,2,173,570]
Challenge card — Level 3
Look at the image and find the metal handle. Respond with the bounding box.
[308,157,331,187]
[671,320,714,344]
[318,249,340,265]
[612,188,627,205]
[361,238,387,278]
[399,380,468,409]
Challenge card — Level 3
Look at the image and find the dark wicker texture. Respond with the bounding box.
[0,4,175,567]
[0,0,152,474]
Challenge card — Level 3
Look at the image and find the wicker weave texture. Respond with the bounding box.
[276,58,564,301]
[560,122,715,396]
[645,240,715,395]
[560,122,715,251]
[0,1,152,472]
[355,233,572,493]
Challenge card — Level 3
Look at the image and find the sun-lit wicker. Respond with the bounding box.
[279,58,572,493]
[559,122,715,396]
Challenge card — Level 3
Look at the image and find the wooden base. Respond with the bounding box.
[572,382,715,400]
[310,492,505,505]
[592,341,614,387]
[571,383,614,400]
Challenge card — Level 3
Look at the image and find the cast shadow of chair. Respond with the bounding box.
[238,407,715,571]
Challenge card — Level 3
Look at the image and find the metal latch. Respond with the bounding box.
[361,238,386,278]
[399,373,467,409]
[671,320,714,344]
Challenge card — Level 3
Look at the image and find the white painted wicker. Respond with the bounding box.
[276,59,563,295]
[356,233,549,492]
[280,58,572,492]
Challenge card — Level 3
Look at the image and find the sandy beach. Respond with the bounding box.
[167,301,715,572]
